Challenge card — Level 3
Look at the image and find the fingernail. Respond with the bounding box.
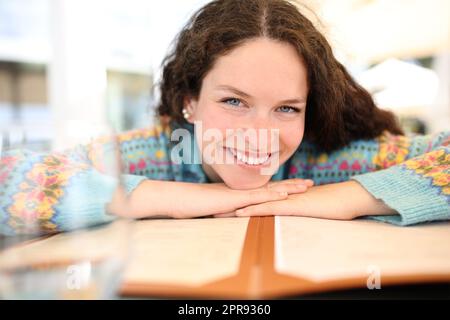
[279,191,288,197]
[297,184,307,189]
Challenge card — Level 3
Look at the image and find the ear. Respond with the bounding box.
[183,96,198,124]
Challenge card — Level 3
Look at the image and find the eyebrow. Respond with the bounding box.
[215,85,307,104]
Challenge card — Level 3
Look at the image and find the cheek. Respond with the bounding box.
[279,121,305,154]
[197,105,235,131]
[193,103,234,157]
[194,103,240,151]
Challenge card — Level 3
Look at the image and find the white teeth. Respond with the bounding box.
[228,148,270,165]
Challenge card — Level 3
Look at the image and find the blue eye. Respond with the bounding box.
[223,98,241,107]
[277,106,300,113]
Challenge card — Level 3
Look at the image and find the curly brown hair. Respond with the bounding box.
[157,0,403,152]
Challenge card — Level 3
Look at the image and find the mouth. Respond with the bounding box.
[224,147,275,167]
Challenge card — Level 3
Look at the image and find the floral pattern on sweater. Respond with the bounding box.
[1,120,449,234]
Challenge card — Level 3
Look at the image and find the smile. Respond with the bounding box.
[226,147,272,166]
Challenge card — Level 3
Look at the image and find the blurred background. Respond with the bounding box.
[0,0,449,152]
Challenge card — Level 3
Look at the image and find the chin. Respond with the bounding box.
[220,172,272,190]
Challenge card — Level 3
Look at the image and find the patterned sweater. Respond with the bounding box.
[1,120,449,235]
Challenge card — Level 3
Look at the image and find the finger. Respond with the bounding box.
[302,179,314,187]
[268,183,308,194]
[213,212,236,218]
[236,199,293,217]
[268,178,314,188]
[239,189,288,207]
[268,178,313,186]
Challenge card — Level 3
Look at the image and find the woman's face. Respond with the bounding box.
[186,38,308,189]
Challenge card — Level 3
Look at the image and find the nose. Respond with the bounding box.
[245,109,273,131]
[237,111,278,152]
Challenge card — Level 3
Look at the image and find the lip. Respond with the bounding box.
[223,147,277,168]
[226,147,271,158]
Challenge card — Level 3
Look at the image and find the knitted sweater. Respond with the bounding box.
[1,121,449,235]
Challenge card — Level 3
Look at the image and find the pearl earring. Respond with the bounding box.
[182,108,191,120]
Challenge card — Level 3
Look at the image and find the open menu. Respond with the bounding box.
[1,216,449,298]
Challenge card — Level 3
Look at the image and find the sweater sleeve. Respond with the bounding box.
[351,131,449,226]
[0,124,173,236]
[288,131,450,226]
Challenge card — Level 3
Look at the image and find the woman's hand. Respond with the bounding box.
[211,179,315,218]
[233,180,397,220]
[110,178,314,219]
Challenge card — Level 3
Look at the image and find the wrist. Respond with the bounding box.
[295,182,358,220]
[123,179,171,218]
[345,180,397,218]
[301,180,393,220]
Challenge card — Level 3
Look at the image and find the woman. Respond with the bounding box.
[1,0,448,235]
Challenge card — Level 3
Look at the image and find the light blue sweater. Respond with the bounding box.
[0,121,449,235]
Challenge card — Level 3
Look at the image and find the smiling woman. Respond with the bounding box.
[181,38,308,189]
[0,0,449,236]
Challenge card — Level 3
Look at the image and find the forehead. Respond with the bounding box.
[202,38,308,98]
